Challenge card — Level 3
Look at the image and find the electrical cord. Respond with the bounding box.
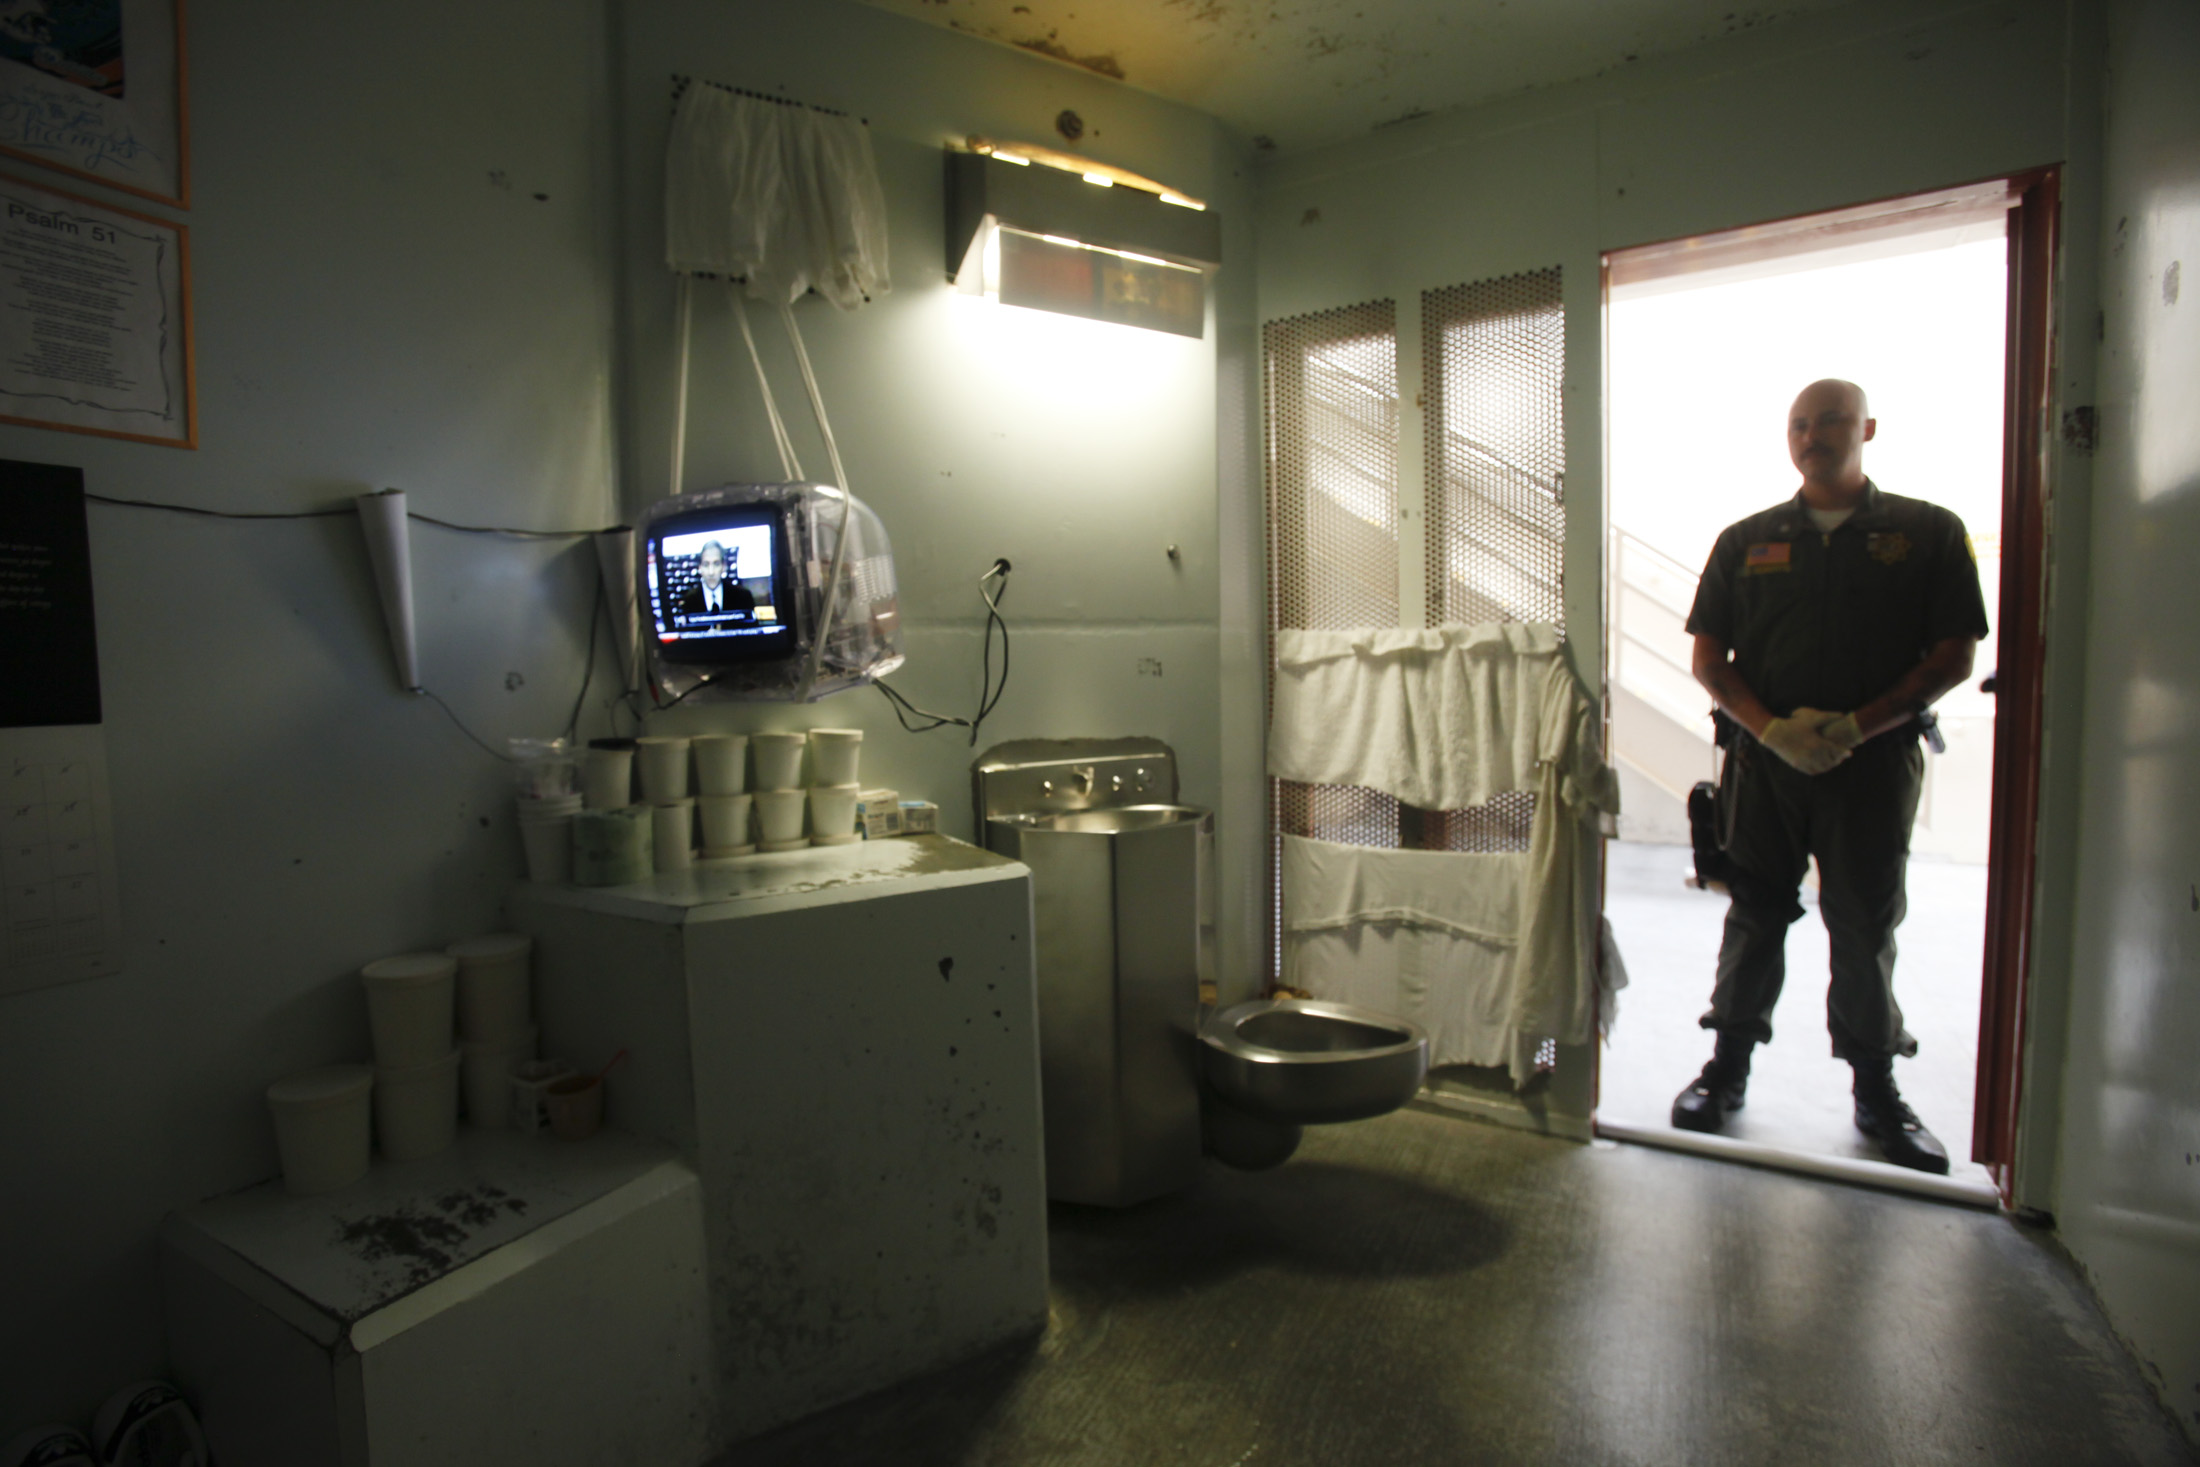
[86,491,616,538]
[873,559,1012,745]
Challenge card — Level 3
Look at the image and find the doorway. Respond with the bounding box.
[1595,181,2038,1194]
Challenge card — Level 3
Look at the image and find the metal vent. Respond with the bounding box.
[1263,301,1401,978]
[1423,268,1566,632]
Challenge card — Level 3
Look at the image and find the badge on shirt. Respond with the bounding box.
[1868,531,1912,565]
[1743,541,1792,575]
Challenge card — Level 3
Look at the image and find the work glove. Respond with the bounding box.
[1816,712,1864,750]
[1759,711,1850,775]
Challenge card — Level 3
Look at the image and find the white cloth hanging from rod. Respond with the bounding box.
[664,83,890,309]
[1272,622,1625,1085]
[1267,622,1562,811]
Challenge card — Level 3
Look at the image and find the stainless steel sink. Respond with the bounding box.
[1198,998,1430,1126]
[974,740,1212,1207]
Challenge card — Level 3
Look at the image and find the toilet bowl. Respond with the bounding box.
[1198,998,1430,1126]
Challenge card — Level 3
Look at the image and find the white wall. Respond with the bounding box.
[611,1,1260,989]
[2,0,1258,1432]
[0,0,624,1430]
[2056,0,2200,1441]
[1249,0,2100,1149]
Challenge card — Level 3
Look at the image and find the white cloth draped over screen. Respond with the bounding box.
[664,83,889,308]
[1270,622,1625,1085]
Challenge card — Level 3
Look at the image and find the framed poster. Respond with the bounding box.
[0,172,193,448]
[0,0,187,209]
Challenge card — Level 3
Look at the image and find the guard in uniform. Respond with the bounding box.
[1673,379,1989,1174]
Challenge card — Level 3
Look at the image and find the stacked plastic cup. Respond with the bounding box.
[583,737,636,810]
[693,734,753,858]
[361,952,460,1161]
[448,934,537,1129]
[750,732,809,852]
[807,729,863,846]
[512,737,582,882]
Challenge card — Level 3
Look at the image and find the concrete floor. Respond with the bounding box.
[710,1109,2194,1466]
[1599,840,1993,1185]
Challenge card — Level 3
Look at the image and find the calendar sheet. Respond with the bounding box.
[2,723,121,994]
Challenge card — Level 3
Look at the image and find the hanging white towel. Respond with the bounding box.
[664,85,890,309]
[1275,630,1628,1087]
[1267,623,1561,809]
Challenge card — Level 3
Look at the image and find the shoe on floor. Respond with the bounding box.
[1671,1061,1748,1133]
[1852,1078,1951,1175]
[90,1382,207,1467]
[3,1424,95,1467]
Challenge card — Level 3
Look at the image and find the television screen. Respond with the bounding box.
[644,502,798,663]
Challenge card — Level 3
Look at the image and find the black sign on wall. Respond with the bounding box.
[0,459,101,727]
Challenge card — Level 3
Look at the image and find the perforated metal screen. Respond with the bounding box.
[1423,268,1566,633]
[1263,303,1402,977]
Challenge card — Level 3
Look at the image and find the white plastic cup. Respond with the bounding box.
[809,783,860,839]
[653,799,695,870]
[583,743,635,809]
[517,809,573,883]
[361,954,457,1069]
[462,1025,538,1128]
[750,731,807,791]
[754,787,806,844]
[635,735,692,802]
[374,1048,461,1161]
[692,734,749,796]
[447,933,532,1042]
[808,728,863,787]
[266,1064,373,1195]
[698,792,753,850]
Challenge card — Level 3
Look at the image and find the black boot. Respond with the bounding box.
[1850,1055,1950,1174]
[1671,1032,1754,1133]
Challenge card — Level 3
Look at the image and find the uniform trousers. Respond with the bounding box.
[1702,730,1924,1061]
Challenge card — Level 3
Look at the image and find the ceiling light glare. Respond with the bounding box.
[1041,233,1083,249]
[1118,250,1164,266]
[993,151,1030,166]
[1082,172,1114,187]
[1160,194,1206,211]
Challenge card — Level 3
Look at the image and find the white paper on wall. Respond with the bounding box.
[1,723,121,995]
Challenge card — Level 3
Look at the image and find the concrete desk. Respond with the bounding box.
[161,1130,713,1467]
[507,833,1047,1448]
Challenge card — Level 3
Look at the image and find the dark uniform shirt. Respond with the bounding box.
[1685,480,1990,718]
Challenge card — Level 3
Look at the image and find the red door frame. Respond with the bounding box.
[1972,166,2061,1202]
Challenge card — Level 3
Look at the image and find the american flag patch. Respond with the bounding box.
[1746,541,1792,567]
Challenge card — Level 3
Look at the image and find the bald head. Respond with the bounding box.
[1788,378,1876,503]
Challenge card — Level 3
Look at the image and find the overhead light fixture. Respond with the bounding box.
[946,143,1221,339]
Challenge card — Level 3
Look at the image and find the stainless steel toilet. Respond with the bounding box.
[975,737,1431,1198]
[1198,998,1429,1125]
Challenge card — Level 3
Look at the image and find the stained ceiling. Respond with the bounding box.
[857,0,1850,155]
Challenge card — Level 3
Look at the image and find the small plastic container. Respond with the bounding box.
[808,728,862,787]
[635,735,691,802]
[754,788,806,844]
[750,731,807,791]
[572,806,653,886]
[461,1025,538,1128]
[809,783,860,840]
[447,933,532,1042]
[653,799,695,871]
[508,737,577,799]
[583,738,636,810]
[543,1074,605,1141]
[691,734,749,795]
[375,1048,461,1161]
[698,792,752,850]
[360,953,457,1068]
[266,1064,373,1195]
[511,1059,575,1131]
